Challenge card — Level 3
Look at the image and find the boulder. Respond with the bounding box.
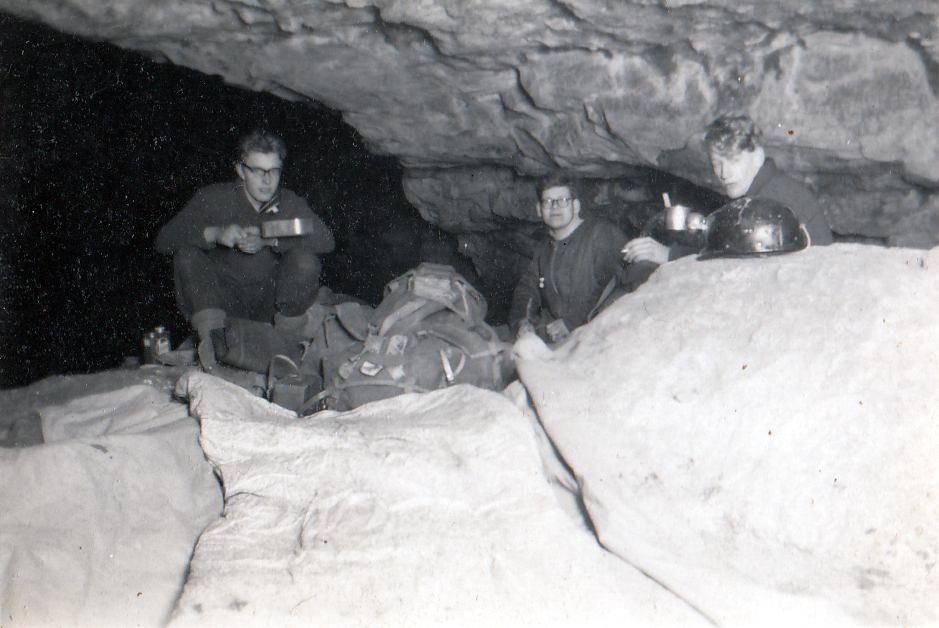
[514,243,939,626]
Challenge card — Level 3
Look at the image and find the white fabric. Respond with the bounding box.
[18,243,930,628]
[168,372,709,628]
[0,385,222,628]
[514,244,939,627]
[41,383,191,442]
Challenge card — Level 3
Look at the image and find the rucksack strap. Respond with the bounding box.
[302,375,431,415]
[377,298,445,336]
[334,302,371,340]
[266,353,300,397]
[369,264,487,336]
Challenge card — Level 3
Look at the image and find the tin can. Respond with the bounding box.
[665,204,689,231]
[143,326,172,364]
[261,218,315,238]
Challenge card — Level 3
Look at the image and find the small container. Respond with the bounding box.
[261,218,315,238]
[271,373,324,413]
[665,204,689,231]
[142,326,172,364]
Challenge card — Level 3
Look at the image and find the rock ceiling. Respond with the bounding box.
[3,0,938,244]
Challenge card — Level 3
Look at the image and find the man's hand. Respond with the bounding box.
[622,237,670,265]
[206,224,248,249]
[687,212,708,232]
[236,226,267,254]
[205,225,276,253]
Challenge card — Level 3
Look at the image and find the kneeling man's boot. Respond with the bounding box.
[273,311,310,340]
[190,308,227,372]
[274,285,338,341]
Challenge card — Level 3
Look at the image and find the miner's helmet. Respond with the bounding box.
[699,197,809,259]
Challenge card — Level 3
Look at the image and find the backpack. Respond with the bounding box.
[310,263,514,413]
[263,294,374,412]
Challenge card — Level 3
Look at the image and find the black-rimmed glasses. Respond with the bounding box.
[242,163,283,178]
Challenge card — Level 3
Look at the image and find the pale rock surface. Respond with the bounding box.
[0,385,222,628]
[514,243,939,626]
[169,242,939,628]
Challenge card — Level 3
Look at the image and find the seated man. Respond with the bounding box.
[509,175,629,342]
[155,129,335,370]
[623,114,833,268]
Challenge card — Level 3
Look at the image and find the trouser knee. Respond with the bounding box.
[173,246,222,318]
[173,246,209,277]
[278,247,322,280]
[274,247,322,316]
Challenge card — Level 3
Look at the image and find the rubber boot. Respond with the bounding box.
[274,286,339,340]
[190,308,227,372]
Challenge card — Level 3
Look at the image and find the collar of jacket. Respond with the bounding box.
[746,156,777,197]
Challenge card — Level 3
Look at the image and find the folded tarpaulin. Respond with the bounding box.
[167,372,709,628]
[0,384,222,628]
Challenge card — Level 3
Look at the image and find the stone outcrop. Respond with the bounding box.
[3,0,937,245]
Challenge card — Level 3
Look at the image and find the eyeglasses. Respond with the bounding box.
[242,163,283,178]
[542,197,573,209]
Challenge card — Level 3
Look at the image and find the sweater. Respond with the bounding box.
[155,182,335,285]
[509,218,628,331]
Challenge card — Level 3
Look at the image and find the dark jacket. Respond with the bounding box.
[665,156,834,262]
[509,218,628,333]
[155,182,334,285]
[747,157,833,245]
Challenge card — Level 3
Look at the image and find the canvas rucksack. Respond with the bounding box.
[310,263,514,413]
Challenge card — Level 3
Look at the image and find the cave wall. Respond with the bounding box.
[1,0,937,244]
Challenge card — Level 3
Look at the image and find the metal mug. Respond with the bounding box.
[665,204,688,231]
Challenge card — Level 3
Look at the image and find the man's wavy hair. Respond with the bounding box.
[704,115,763,156]
[237,129,287,163]
[537,174,582,201]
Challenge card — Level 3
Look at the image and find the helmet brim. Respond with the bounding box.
[697,244,807,261]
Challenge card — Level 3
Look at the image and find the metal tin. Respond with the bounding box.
[665,204,689,231]
[261,218,315,238]
[142,326,171,364]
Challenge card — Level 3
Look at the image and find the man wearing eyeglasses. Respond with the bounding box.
[155,129,334,370]
[509,175,629,343]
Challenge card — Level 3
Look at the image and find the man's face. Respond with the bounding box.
[710,148,764,199]
[237,151,283,207]
[538,186,580,231]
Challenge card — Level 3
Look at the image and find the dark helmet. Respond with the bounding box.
[699,197,808,259]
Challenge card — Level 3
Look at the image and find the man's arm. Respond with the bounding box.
[291,211,335,254]
[593,222,630,280]
[618,229,700,294]
[792,187,833,245]
[621,237,670,266]
[155,188,228,254]
[759,172,833,245]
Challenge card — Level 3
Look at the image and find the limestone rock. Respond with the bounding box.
[3,0,937,240]
[514,243,939,626]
